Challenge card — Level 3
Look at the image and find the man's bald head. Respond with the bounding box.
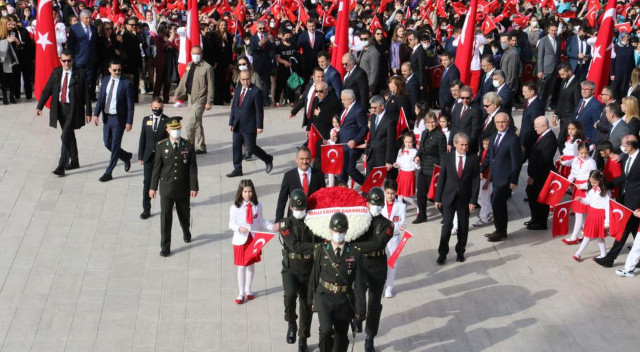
[495,113,509,132]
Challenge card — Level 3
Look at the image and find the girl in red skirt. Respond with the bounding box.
[229,179,274,304]
[393,132,419,209]
[555,121,585,179]
[572,171,609,261]
[564,142,597,245]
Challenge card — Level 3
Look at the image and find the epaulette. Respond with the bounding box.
[158,138,168,144]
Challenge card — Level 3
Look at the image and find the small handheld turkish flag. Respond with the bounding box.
[361,166,388,193]
[481,15,497,34]
[537,172,572,207]
[308,124,323,161]
[321,144,344,175]
[552,201,572,237]
[243,232,275,263]
[396,107,409,140]
[388,230,413,268]
[427,165,441,200]
[609,200,632,241]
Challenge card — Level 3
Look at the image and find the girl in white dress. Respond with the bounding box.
[393,132,419,209]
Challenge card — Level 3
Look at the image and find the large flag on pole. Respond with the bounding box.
[331,0,349,77]
[454,0,478,85]
[179,0,201,77]
[586,0,616,98]
[34,0,60,107]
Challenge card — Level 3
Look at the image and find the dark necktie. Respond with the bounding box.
[460,105,466,119]
[185,63,197,95]
[153,117,158,131]
[577,100,586,115]
[61,72,69,104]
[105,79,115,114]
[457,156,463,178]
[173,142,178,153]
[335,247,341,258]
[494,133,502,150]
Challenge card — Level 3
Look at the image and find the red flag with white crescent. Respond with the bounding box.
[361,166,388,193]
[552,201,572,237]
[243,232,276,262]
[537,171,572,207]
[429,65,444,89]
[232,1,246,22]
[321,144,344,175]
[387,230,413,268]
[308,124,322,160]
[331,0,350,77]
[179,0,201,76]
[586,0,616,98]
[481,15,497,34]
[454,0,478,86]
[615,22,632,34]
[34,0,60,108]
[427,165,440,200]
[396,107,409,139]
[609,200,632,241]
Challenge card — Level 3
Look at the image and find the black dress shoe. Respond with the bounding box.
[527,223,548,230]
[140,212,150,220]
[124,156,132,172]
[487,232,507,242]
[298,337,308,352]
[484,231,496,238]
[226,169,243,177]
[436,256,446,265]
[593,257,613,268]
[195,150,207,155]
[265,159,273,174]
[184,232,192,243]
[99,173,113,182]
[456,254,466,262]
[65,161,80,170]
[52,167,65,177]
[412,217,427,224]
[524,220,533,226]
[286,322,297,344]
[159,250,170,257]
[364,335,375,352]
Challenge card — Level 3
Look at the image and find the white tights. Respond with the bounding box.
[568,213,585,241]
[237,264,255,296]
[575,237,606,258]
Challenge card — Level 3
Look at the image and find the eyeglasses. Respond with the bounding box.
[61,59,72,63]
[581,88,593,91]
[375,32,383,35]
[342,62,349,66]
[104,27,112,30]
[257,27,265,31]
[315,90,327,93]
[360,37,368,41]
[460,96,471,100]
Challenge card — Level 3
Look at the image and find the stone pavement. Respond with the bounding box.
[1,97,640,352]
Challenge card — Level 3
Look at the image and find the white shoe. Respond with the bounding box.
[472,218,487,227]
[616,269,636,277]
[173,101,186,108]
[141,88,147,94]
[384,287,394,298]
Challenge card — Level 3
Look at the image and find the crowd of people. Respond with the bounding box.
[16,0,640,351]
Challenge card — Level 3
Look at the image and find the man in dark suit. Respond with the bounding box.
[318,51,341,97]
[524,117,557,230]
[407,31,427,96]
[492,70,514,117]
[595,136,640,268]
[446,80,463,120]
[341,53,369,109]
[290,68,325,129]
[566,27,591,82]
[480,92,502,145]
[310,81,341,139]
[122,17,143,103]
[401,62,420,109]
[435,132,480,264]
[449,86,481,154]
[537,22,561,109]
[365,96,396,175]
[227,70,274,177]
[337,89,368,185]
[574,80,604,142]
[92,59,134,182]
[249,21,275,105]
[67,10,98,99]
[438,52,460,114]
[594,86,617,147]
[603,103,631,153]
[275,147,326,222]
[36,51,91,176]
[553,63,581,151]
[472,55,496,106]
[297,19,326,84]
[10,16,35,100]
[481,113,522,242]
[138,98,168,219]
[520,82,546,158]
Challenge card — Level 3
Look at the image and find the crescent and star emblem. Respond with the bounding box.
[372,170,383,182]
[557,208,568,223]
[550,180,562,194]
[613,209,624,221]
[252,238,267,254]
[327,149,338,162]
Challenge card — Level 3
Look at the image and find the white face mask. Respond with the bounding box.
[244,40,250,45]
[292,209,306,219]
[369,205,383,217]
[191,54,201,63]
[622,145,629,154]
[170,129,181,139]
[492,80,500,88]
[531,21,538,28]
[500,42,508,50]
[332,232,346,243]
[422,42,429,49]
[239,65,248,71]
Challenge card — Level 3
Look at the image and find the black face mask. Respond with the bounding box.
[152,109,163,116]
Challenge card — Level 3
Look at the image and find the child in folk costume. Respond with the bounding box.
[564,142,597,245]
[327,116,340,187]
[598,141,622,200]
[229,179,274,304]
[393,132,419,209]
[473,137,493,227]
[556,121,586,179]
[381,179,406,298]
[572,171,610,261]
[413,102,428,146]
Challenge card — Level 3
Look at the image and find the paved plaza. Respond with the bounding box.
[1,97,640,352]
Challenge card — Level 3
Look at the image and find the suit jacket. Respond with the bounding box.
[275,168,326,221]
[520,96,545,148]
[481,130,522,187]
[357,45,381,92]
[566,35,591,71]
[324,65,342,97]
[297,30,326,71]
[138,114,169,163]
[175,61,215,105]
[337,102,368,145]
[12,27,34,63]
[36,67,91,129]
[435,152,480,206]
[613,152,640,209]
[574,97,604,141]
[417,128,447,175]
[450,104,481,154]
[67,23,98,67]
[496,84,514,117]
[406,74,420,108]
[229,84,264,134]
[608,120,631,152]
[365,112,396,167]
[291,81,315,127]
[555,76,581,123]
[473,70,495,105]
[249,34,274,75]
[500,48,521,91]
[527,130,558,183]
[536,35,560,75]
[439,65,460,115]
[311,93,341,138]
[409,45,427,87]
[342,66,369,109]
[93,76,135,125]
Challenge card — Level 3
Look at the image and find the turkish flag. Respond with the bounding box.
[429,65,444,89]
[541,0,556,11]
[330,0,349,77]
[34,0,60,108]
[483,0,500,13]
[387,230,413,268]
[321,144,344,175]
[322,14,336,28]
[427,165,441,200]
[450,2,468,15]
[558,11,577,19]
[552,201,572,237]
[232,1,246,22]
[436,0,447,17]
[537,171,572,207]
[179,0,201,77]
[378,0,392,14]
[512,15,531,28]
[361,166,388,193]
[308,124,323,161]
[615,22,632,33]
[299,5,310,25]
[586,6,600,27]
[131,2,145,21]
[609,200,633,241]
[316,3,326,17]
[454,0,478,86]
[226,19,240,35]
[216,0,232,15]
[243,232,276,263]
[586,0,616,97]
[396,107,409,140]
[481,15,497,34]
[369,16,386,37]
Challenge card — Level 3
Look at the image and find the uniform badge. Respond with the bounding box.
[183,159,187,164]
[165,149,169,153]
[146,121,153,125]
[281,229,290,236]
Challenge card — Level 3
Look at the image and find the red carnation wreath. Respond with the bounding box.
[305,187,372,241]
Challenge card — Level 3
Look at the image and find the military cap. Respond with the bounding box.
[329,212,349,232]
[166,116,183,130]
[366,187,385,206]
[289,189,307,210]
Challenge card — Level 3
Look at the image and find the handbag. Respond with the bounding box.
[287,71,304,90]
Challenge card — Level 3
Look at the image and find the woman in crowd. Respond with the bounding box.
[386,75,413,126]
[0,16,19,104]
[621,96,640,138]
[97,21,120,78]
[152,23,178,103]
[212,19,234,105]
[389,25,410,76]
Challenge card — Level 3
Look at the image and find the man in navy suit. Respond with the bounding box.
[318,51,341,97]
[574,80,604,142]
[92,60,134,182]
[566,27,591,82]
[520,82,545,159]
[249,21,274,105]
[481,113,522,242]
[227,70,274,177]
[492,70,514,117]
[297,19,326,83]
[438,52,460,114]
[401,62,420,109]
[337,89,368,185]
[67,10,98,99]
[473,55,496,106]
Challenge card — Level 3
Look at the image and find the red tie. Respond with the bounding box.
[238,88,246,107]
[457,156,463,178]
[340,107,349,125]
[61,72,69,104]
[525,101,529,110]
[246,203,253,224]
[307,90,316,120]
[387,202,393,217]
[536,133,544,144]
[577,100,586,114]
[302,172,309,194]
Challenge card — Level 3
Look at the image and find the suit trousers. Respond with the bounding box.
[539,71,558,108]
[362,257,386,337]
[103,115,130,174]
[282,266,312,338]
[160,195,191,252]
[142,158,154,213]
[574,63,588,83]
[78,64,95,99]
[416,172,432,219]
[232,131,272,171]
[58,104,79,168]
[557,118,569,153]
[12,59,33,99]
[604,216,639,263]
[491,184,512,234]
[184,100,206,152]
[258,71,271,105]
[315,294,352,352]
[339,147,365,185]
[526,181,549,225]
[439,198,470,256]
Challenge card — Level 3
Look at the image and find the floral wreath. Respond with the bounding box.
[305,187,372,242]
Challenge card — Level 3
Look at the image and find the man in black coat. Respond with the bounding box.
[520,82,546,159]
[341,53,369,109]
[435,132,480,264]
[250,21,275,105]
[472,55,496,106]
[275,147,326,222]
[408,31,427,96]
[337,90,369,185]
[122,18,143,103]
[553,63,581,151]
[36,51,92,176]
[310,82,341,139]
[449,86,481,154]
[365,96,396,176]
[138,98,168,219]
[291,68,326,129]
[297,19,326,84]
[10,17,35,100]
[524,117,557,230]
[438,52,460,113]
[401,62,420,109]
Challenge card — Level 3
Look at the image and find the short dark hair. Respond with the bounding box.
[440,52,453,60]
[597,140,614,152]
[317,51,330,60]
[151,97,164,104]
[481,54,494,66]
[522,82,537,94]
[108,59,122,67]
[450,80,463,89]
[557,62,572,72]
[313,67,324,75]
[383,179,398,192]
[602,86,617,100]
[234,179,258,207]
[60,49,73,58]
[627,137,639,150]
[607,103,623,119]
[297,146,311,156]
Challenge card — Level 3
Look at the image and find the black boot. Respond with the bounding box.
[297,337,307,352]
[286,322,297,344]
[365,335,375,352]
[2,90,8,105]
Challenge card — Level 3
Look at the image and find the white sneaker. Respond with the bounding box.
[472,218,487,227]
[141,87,147,94]
[384,286,394,298]
[487,212,494,221]
[616,269,636,277]
[173,101,186,108]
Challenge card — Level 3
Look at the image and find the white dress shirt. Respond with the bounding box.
[105,77,120,115]
[59,68,72,102]
[626,149,639,175]
[228,201,274,245]
[298,167,311,187]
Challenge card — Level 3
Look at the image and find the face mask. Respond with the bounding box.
[422,42,429,49]
[500,42,508,50]
[622,145,629,154]
[530,21,538,28]
[191,54,201,63]
[492,80,500,88]
[492,48,499,54]
[239,64,248,70]
[369,205,383,217]
[170,129,181,139]
[412,15,418,21]
[270,21,276,27]
[275,40,281,46]
[311,0,317,3]
[292,209,306,219]
[332,232,346,243]
[152,109,163,116]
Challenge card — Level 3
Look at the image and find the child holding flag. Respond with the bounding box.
[573,171,610,261]
[393,132,419,209]
[564,142,597,245]
[381,179,406,298]
[555,121,585,178]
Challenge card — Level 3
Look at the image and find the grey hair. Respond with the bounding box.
[343,53,356,64]
[460,86,473,96]
[80,9,92,18]
[483,92,502,106]
[581,80,596,90]
[369,95,385,106]
[341,89,356,100]
[492,70,506,81]
[453,132,469,144]
[534,115,549,128]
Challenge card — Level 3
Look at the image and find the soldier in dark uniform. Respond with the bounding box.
[308,212,366,352]
[277,189,317,352]
[138,97,168,219]
[149,116,199,257]
[353,187,394,352]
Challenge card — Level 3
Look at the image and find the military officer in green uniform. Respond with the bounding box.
[308,212,366,352]
[353,187,394,352]
[149,116,199,257]
[277,189,317,352]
